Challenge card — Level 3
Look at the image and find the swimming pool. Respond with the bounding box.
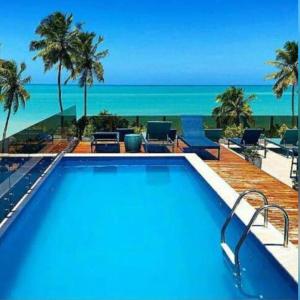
[0,155,297,300]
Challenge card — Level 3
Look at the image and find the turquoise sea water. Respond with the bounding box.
[0,85,297,136]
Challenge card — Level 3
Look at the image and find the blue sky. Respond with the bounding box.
[0,0,297,84]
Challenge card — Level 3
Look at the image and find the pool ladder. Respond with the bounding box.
[221,190,289,273]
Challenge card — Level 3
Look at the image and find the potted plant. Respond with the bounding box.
[243,147,262,168]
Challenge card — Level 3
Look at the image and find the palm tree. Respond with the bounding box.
[30,12,79,113]
[212,86,255,127]
[69,31,107,116]
[0,61,31,150]
[266,41,298,127]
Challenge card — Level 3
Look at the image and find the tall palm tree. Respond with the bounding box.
[0,61,31,150]
[266,41,298,127]
[69,31,107,116]
[212,86,255,127]
[30,12,79,112]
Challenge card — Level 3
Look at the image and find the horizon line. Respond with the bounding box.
[25,83,274,86]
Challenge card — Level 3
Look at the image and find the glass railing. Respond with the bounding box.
[0,106,78,221]
[0,106,77,154]
[81,114,298,137]
[0,155,57,223]
[2,109,295,150]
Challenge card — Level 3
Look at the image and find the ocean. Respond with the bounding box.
[0,85,297,136]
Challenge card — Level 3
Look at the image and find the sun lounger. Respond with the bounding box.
[178,116,220,159]
[265,129,298,157]
[228,128,266,157]
[142,121,174,152]
[205,129,223,142]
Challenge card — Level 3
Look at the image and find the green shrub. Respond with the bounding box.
[132,125,144,134]
[75,116,89,139]
[278,124,289,138]
[224,124,244,138]
[243,146,261,159]
[65,123,77,138]
[83,123,96,137]
[92,110,129,131]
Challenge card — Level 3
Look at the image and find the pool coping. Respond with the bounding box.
[0,152,298,284]
[0,153,57,157]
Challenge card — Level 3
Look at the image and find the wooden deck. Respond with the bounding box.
[42,140,70,153]
[73,141,298,245]
[206,148,298,245]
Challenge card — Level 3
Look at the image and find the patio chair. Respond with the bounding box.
[227,128,266,157]
[142,121,174,152]
[91,132,120,153]
[205,129,223,143]
[178,116,220,160]
[265,129,298,157]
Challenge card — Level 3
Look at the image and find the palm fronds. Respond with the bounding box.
[71,31,108,116]
[266,41,298,125]
[0,61,31,145]
[212,86,255,128]
[30,12,79,112]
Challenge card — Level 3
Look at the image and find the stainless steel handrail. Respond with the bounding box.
[234,204,289,270]
[221,190,269,243]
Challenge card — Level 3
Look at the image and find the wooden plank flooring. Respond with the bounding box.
[73,141,298,245]
[206,147,298,245]
[42,140,69,153]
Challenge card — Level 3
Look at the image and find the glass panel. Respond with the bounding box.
[0,106,77,154]
[0,155,55,222]
[80,114,297,138]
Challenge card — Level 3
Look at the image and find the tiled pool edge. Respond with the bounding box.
[0,152,297,283]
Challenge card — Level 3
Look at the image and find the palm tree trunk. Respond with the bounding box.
[84,81,87,117]
[58,60,63,112]
[2,106,12,153]
[57,60,66,137]
[291,84,295,127]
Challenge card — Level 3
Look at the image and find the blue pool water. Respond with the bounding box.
[0,157,297,300]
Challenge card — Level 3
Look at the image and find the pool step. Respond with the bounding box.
[221,242,235,265]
